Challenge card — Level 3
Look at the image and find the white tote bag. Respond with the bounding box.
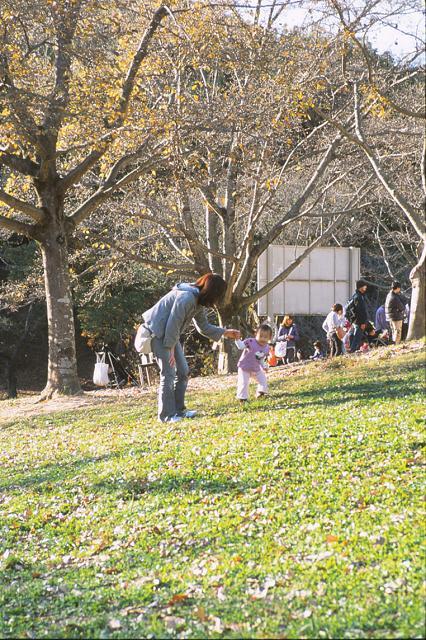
[275,340,287,358]
[93,353,110,387]
[134,324,153,354]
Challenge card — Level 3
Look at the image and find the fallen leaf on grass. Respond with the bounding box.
[326,534,338,543]
[194,606,208,622]
[168,593,189,606]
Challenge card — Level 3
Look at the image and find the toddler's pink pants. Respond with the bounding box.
[237,368,268,400]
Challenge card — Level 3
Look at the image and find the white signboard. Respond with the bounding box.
[257,245,360,316]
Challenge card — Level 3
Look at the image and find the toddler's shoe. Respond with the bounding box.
[256,392,268,398]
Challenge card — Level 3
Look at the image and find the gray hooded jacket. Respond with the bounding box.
[142,283,225,349]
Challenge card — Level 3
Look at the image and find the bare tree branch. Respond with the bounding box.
[0,214,36,237]
[42,1,82,136]
[0,150,39,176]
[352,82,425,241]
[67,145,167,226]
[233,134,342,299]
[112,4,169,128]
[0,189,46,223]
[329,0,426,120]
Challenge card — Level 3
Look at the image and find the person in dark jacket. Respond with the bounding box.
[142,273,240,423]
[349,280,368,352]
[385,281,408,345]
[276,315,300,363]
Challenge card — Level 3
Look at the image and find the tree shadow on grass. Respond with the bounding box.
[90,474,257,500]
[2,447,257,499]
[0,450,124,493]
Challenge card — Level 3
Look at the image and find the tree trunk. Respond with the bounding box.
[40,225,81,398]
[407,244,425,341]
[217,306,245,374]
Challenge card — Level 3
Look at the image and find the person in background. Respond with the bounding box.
[310,341,325,360]
[235,324,272,401]
[348,280,369,352]
[322,303,346,357]
[402,302,410,341]
[276,315,300,364]
[143,273,240,423]
[385,281,408,345]
[375,304,389,334]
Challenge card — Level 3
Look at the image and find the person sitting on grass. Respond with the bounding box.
[310,340,325,360]
[235,324,272,402]
[364,322,378,346]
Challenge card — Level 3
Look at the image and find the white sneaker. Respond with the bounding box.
[165,414,183,423]
[183,410,197,419]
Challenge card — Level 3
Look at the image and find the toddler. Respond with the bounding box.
[235,324,273,401]
[310,340,324,360]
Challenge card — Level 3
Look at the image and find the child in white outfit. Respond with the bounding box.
[235,324,272,401]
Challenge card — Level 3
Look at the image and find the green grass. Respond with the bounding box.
[0,350,425,639]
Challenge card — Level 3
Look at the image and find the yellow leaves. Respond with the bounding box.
[343,28,355,41]
[0,203,12,216]
[91,242,109,250]
[265,177,279,191]
[361,84,390,119]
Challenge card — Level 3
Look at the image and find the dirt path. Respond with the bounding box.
[0,374,239,425]
[1,341,423,425]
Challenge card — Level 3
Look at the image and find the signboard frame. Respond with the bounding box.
[257,245,360,317]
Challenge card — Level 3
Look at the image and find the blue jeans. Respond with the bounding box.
[152,337,189,422]
[350,324,363,352]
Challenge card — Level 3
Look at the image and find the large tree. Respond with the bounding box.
[86,5,373,371]
[0,1,176,397]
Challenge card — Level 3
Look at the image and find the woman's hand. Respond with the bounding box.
[169,347,176,367]
[224,329,241,340]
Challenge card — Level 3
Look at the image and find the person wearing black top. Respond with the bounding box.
[385,281,408,344]
[349,280,368,352]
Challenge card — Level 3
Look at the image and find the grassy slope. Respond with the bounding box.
[0,350,425,639]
